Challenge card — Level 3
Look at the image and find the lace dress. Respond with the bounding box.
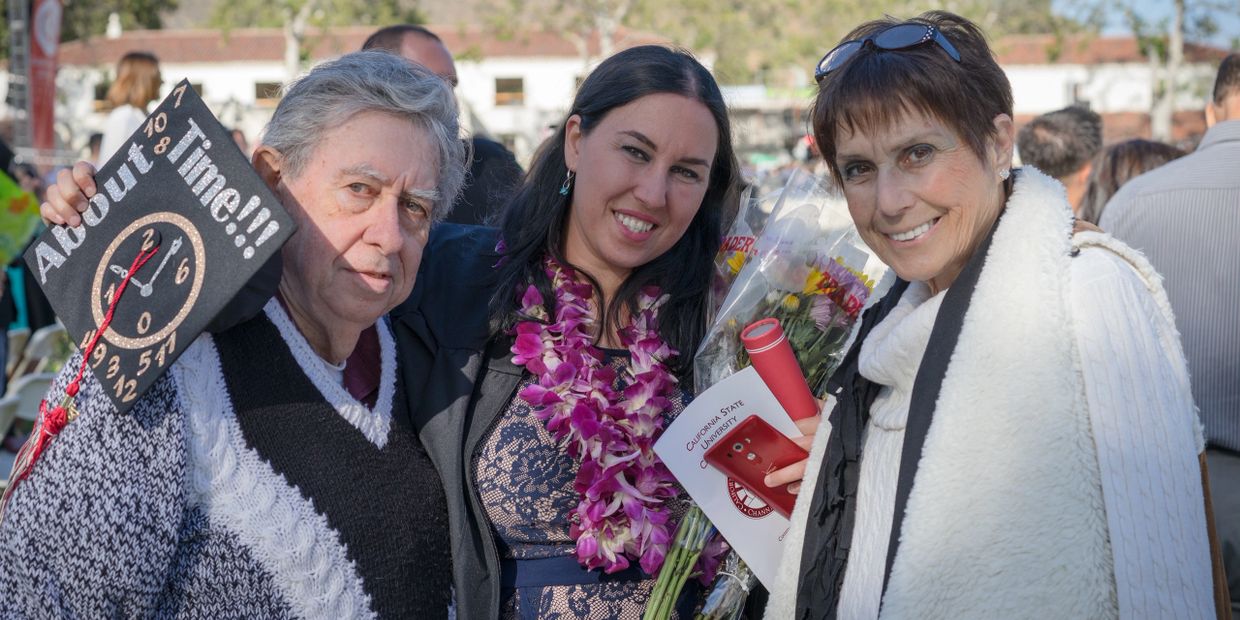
[473,350,699,619]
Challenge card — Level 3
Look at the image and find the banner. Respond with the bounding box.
[29,0,63,153]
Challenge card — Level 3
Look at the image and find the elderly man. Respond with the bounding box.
[363,24,523,226]
[1,51,465,618]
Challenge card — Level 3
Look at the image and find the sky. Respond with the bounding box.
[1097,0,1240,48]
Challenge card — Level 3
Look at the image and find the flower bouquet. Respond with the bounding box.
[696,168,890,398]
[645,169,891,619]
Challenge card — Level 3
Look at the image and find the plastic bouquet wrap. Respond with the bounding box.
[696,169,891,398]
[645,170,890,619]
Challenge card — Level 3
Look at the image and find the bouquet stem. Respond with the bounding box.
[644,505,715,620]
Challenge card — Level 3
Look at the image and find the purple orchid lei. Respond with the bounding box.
[510,256,681,575]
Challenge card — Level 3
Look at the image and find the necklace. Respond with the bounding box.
[510,256,681,575]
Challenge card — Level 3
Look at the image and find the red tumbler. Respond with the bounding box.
[740,317,819,421]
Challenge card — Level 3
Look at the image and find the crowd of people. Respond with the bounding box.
[0,10,1235,620]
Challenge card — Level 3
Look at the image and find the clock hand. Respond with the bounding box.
[109,264,147,291]
[139,237,183,298]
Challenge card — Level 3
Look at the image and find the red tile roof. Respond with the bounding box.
[993,34,1231,65]
[56,25,670,66]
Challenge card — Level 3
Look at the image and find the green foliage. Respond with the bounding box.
[207,0,425,30]
[471,0,1094,85]
[62,0,179,42]
[1,0,178,61]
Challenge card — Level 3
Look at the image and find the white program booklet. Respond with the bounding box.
[654,365,803,588]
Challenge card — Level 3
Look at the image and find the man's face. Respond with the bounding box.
[399,35,458,87]
[270,110,440,331]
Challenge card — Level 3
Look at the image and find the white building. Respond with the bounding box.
[1,25,667,165]
[0,28,1231,166]
[998,34,1229,144]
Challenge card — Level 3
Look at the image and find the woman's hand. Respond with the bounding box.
[41,161,98,227]
[1073,218,1102,235]
[763,414,822,495]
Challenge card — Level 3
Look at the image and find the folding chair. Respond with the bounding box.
[6,327,30,379]
[13,324,68,378]
[8,372,55,424]
[0,395,18,445]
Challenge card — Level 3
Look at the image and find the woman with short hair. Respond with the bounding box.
[768,11,1218,619]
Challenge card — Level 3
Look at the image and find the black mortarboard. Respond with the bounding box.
[24,80,296,415]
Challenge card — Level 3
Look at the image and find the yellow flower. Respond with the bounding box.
[803,267,825,295]
[726,250,747,275]
[781,294,801,311]
[834,256,877,292]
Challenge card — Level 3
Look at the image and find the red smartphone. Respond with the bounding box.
[703,415,808,518]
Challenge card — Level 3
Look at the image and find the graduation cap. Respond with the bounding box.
[22,80,295,416]
[0,80,296,519]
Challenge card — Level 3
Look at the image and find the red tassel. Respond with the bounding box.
[3,400,66,492]
[0,244,160,519]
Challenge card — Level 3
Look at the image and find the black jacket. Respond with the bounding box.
[445,137,523,227]
[390,224,514,620]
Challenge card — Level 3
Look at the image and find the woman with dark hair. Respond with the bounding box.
[1078,138,1186,224]
[766,11,1221,619]
[392,45,755,618]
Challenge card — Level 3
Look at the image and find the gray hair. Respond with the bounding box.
[261,50,465,220]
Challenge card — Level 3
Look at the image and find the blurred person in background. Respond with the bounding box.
[99,51,161,163]
[230,128,251,159]
[364,25,523,226]
[1077,138,1185,224]
[1101,52,1240,615]
[11,163,44,202]
[1017,105,1103,213]
[86,132,103,167]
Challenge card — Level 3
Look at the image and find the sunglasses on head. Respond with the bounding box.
[814,22,962,83]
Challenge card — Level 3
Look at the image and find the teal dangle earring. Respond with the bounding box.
[559,170,575,196]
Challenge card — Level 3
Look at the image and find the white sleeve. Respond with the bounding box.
[99,106,147,164]
[1070,247,1214,619]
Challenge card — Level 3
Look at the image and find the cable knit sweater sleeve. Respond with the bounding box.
[1069,242,1214,618]
[0,354,189,617]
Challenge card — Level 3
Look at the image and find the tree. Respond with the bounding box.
[1108,0,1236,140]
[208,0,426,80]
[471,0,1088,85]
[61,0,179,42]
[2,0,179,62]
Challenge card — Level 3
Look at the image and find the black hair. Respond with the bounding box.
[362,24,442,52]
[1214,53,1240,105]
[812,11,1014,189]
[489,45,740,379]
[1016,105,1103,179]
